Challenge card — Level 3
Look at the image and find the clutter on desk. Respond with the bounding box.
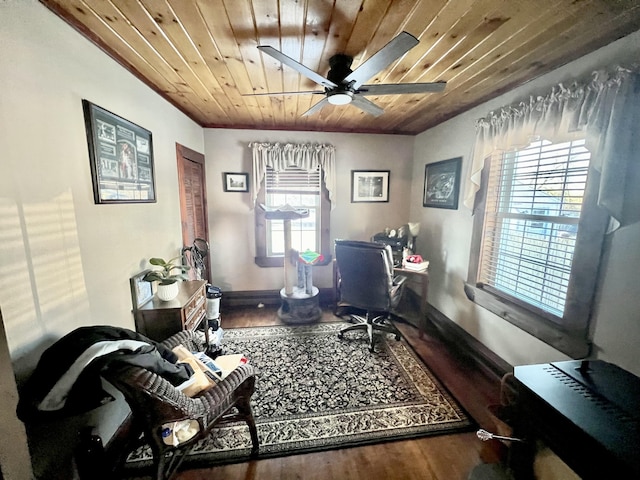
[372,227,408,266]
[372,222,422,267]
[403,254,429,272]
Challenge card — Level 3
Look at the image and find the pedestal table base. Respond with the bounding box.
[277,286,322,324]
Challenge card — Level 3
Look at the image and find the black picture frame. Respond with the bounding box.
[130,270,153,310]
[83,100,156,204]
[223,172,249,192]
[351,170,390,203]
[423,157,462,209]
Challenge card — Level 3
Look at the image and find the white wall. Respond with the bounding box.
[1,0,204,370]
[411,30,640,376]
[203,129,414,292]
[0,1,204,477]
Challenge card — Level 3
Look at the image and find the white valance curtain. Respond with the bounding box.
[464,65,640,230]
[249,142,336,209]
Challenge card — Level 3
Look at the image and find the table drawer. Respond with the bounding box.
[184,286,206,330]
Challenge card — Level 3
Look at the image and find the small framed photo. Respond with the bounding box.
[82,100,156,204]
[130,270,153,310]
[423,157,462,209]
[351,170,390,203]
[223,172,249,192]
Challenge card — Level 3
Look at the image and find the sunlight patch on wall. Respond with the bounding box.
[0,199,38,356]
[0,190,89,358]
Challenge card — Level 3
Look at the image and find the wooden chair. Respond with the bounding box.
[104,330,259,480]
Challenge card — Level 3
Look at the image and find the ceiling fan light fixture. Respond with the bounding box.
[327,91,353,105]
[256,31,446,117]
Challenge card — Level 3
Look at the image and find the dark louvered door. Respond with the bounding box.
[176,143,210,282]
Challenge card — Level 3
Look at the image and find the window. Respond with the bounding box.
[255,167,331,267]
[466,137,609,358]
[265,167,320,255]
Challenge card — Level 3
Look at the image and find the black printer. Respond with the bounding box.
[372,229,408,267]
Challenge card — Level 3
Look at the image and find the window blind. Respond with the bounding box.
[265,167,320,194]
[479,139,591,317]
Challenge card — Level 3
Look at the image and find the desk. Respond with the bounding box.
[393,267,429,338]
[333,261,428,337]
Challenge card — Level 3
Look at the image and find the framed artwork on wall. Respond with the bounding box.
[82,100,156,204]
[130,270,153,310]
[351,170,390,203]
[423,157,462,209]
[223,172,249,192]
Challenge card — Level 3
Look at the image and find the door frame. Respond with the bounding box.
[176,143,211,282]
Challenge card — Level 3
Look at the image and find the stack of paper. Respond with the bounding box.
[403,260,429,272]
[213,354,248,379]
[172,346,218,397]
[173,345,249,394]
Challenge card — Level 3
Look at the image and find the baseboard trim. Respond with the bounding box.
[221,288,335,309]
[426,304,513,383]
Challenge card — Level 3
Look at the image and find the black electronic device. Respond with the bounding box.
[512,360,640,479]
[372,232,408,267]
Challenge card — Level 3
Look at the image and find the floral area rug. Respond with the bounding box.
[123,322,473,473]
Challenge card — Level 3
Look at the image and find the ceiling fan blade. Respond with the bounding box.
[350,96,384,117]
[258,46,338,89]
[243,90,324,97]
[344,31,419,89]
[358,81,447,95]
[301,97,330,117]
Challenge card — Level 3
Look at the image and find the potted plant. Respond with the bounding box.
[143,257,190,301]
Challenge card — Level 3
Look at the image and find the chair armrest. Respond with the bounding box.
[104,363,255,434]
[195,364,256,423]
[161,330,206,353]
[393,275,408,287]
[389,275,407,308]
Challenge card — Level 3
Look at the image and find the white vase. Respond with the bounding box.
[157,282,179,302]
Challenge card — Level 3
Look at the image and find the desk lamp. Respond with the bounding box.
[408,222,420,253]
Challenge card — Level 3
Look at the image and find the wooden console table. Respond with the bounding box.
[134,280,207,342]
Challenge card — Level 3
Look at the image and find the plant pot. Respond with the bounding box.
[157,282,179,302]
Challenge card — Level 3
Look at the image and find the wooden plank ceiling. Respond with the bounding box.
[42,0,640,135]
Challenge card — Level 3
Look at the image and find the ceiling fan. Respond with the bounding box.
[252,31,446,117]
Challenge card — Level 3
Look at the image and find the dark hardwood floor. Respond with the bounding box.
[175,306,507,480]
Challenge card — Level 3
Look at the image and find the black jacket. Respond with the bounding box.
[17,326,193,422]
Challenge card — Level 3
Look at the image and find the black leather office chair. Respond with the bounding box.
[334,239,407,352]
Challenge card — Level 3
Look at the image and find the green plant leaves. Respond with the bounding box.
[143,256,190,284]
